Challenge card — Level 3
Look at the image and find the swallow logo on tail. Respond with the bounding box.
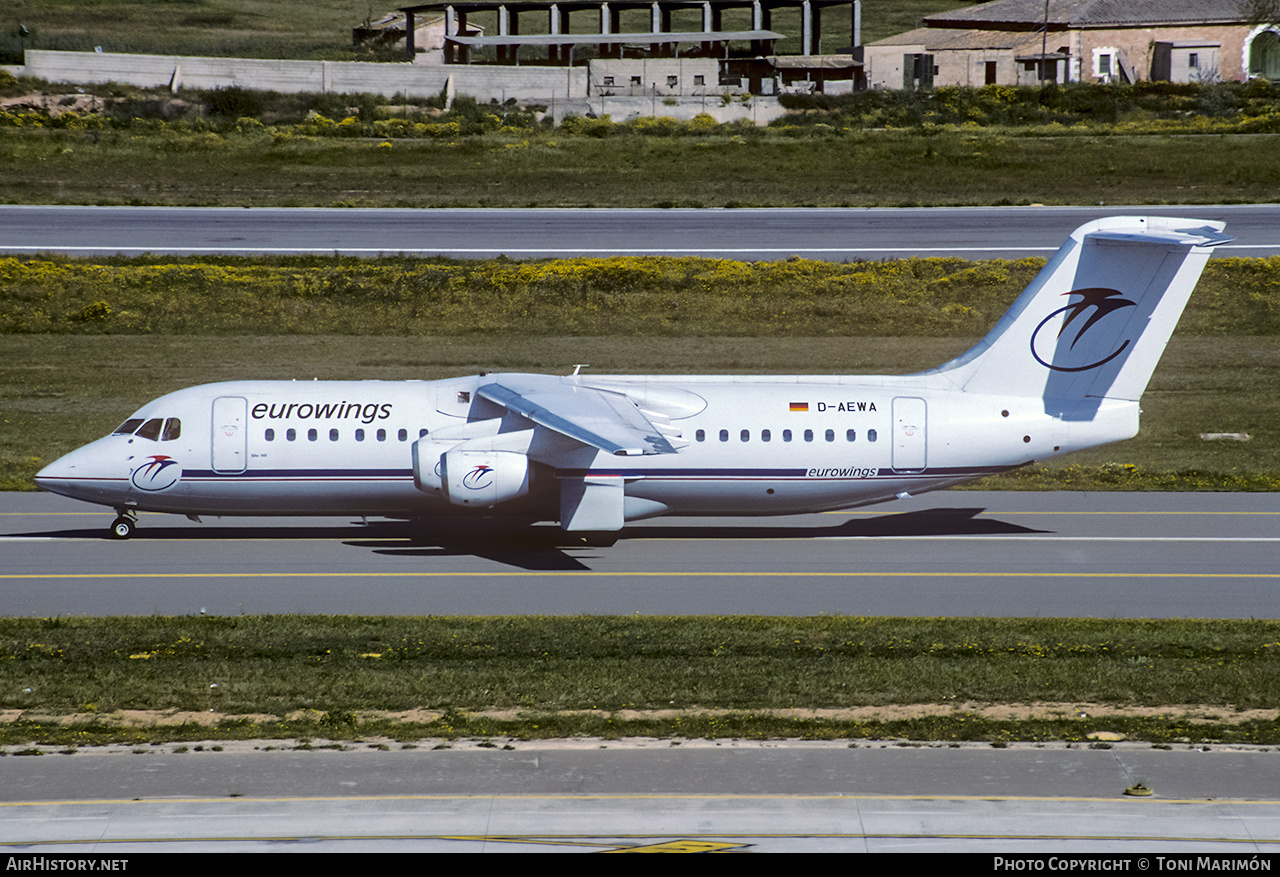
[1030,287,1138,372]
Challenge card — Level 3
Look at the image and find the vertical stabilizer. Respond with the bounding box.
[929,217,1230,416]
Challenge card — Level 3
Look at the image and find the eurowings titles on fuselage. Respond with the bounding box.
[34,217,1233,540]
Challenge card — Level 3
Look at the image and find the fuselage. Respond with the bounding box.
[34,373,1138,522]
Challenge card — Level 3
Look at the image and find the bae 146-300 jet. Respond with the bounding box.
[36,216,1231,541]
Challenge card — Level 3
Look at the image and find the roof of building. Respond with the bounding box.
[925,0,1254,29]
[447,28,781,46]
[868,26,1048,52]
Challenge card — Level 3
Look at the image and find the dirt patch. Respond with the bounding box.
[4,702,1275,728]
[1,92,107,115]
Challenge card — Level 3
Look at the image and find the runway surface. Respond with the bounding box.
[3,740,1280,852]
[6,489,1280,853]
[3,490,1277,618]
[1,204,1277,260]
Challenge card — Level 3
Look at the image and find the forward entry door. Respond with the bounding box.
[211,396,248,474]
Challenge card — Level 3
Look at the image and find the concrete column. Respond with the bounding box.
[404,10,416,60]
[802,0,812,56]
[601,2,610,34]
[445,6,457,63]
[549,3,561,62]
[703,1,712,31]
[752,0,762,30]
[497,6,509,63]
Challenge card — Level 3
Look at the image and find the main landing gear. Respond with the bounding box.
[110,510,137,540]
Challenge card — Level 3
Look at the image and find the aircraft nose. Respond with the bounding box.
[34,450,84,495]
[34,443,123,502]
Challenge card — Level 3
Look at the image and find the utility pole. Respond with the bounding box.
[1039,0,1049,87]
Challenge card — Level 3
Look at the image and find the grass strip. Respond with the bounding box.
[3,615,1279,746]
[3,126,1278,207]
[5,253,1279,337]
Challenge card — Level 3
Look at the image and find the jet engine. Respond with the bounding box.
[440,448,530,507]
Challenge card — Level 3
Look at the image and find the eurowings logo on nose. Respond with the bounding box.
[130,455,182,492]
[1030,287,1138,372]
[462,465,494,490]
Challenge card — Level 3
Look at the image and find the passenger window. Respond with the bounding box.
[762,429,771,442]
[398,428,408,442]
[135,419,163,441]
[419,429,429,438]
[804,429,814,442]
[286,428,297,442]
[825,429,835,442]
[740,429,750,442]
[308,428,318,442]
[846,429,856,442]
[377,428,387,442]
[355,429,365,442]
[330,429,339,441]
[265,428,275,442]
[868,429,878,442]
[783,429,792,442]
[162,418,181,441]
[696,429,705,442]
[113,418,144,436]
[719,429,728,442]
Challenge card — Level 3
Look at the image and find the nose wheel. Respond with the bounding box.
[110,513,137,540]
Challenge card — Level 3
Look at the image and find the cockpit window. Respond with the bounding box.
[134,418,164,441]
[113,418,144,436]
[162,418,181,441]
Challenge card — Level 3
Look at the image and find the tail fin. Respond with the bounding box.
[931,216,1231,416]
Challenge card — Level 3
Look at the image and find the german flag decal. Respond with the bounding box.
[789,402,809,412]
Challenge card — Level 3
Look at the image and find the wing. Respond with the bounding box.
[477,375,679,456]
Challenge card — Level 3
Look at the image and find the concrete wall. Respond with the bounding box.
[17,49,788,122]
[21,50,588,102]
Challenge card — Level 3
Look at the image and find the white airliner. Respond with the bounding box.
[36,216,1230,540]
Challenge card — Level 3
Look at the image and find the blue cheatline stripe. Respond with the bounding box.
[183,469,413,480]
[179,465,1020,481]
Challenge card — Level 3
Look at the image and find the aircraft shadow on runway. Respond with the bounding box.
[26,507,1048,572]
[347,507,1050,571]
